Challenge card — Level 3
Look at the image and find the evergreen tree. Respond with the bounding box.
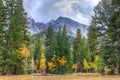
[55,26,64,57]
[108,0,120,73]
[45,23,55,62]
[0,0,8,75]
[73,29,87,72]
[0,0,5,42]
[0,0,30,75]
[89,0,119,74]
[62,25,72,73]
[82,38,91,61]
[34,34,41,69]
[54,27,64,74]
[9,0,30,74]
[88,20,98,61]
[0,0,14,75]
[54,25,72,73]
[73,29,82,63]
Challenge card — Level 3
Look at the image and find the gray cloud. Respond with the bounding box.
[23,0,101,25]
[72,0,93,18]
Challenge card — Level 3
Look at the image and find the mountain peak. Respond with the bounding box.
[57,16,69,19]
[57,16,73,22]
[28,17,88,37]
[53,16,88,37]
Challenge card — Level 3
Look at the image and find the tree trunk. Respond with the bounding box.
[75,67,77,73]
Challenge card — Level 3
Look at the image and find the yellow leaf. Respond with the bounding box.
[83,58,90,69]
[72,64,77,69]
[16,44,30,57]
[39,53,46,71]
[58,56,67,66]
[48,62,56,71]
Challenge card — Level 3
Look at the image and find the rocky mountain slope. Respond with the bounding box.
[28,16,88,37]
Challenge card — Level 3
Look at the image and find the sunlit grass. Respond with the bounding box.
[0,74,120,80]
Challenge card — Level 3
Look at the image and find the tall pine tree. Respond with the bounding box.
[0,0,30,75]
[88,20,98,61]
[34,34,42,70]
[108,0,120,73]
[73,29,82,63]
[45,23,55,62]
[89,0,119,74]
[62,25,72,73]
[0,0,8,75]
[9,0,30,74]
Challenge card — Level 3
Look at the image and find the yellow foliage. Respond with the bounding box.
[83,58,90,69]
[16,44,30,57]
[52,54,57,61]
[39,53,46,71]
[72,64,77,69]
[48,62,56,71]
[57,57,60,61]
[89,62,97,68]
[58,56,67,66]
[95,55,99,61]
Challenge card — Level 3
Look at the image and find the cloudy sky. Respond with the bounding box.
[23,0,101,25]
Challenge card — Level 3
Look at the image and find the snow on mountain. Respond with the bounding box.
[28,16,88,37]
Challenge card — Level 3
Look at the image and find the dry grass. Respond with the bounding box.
[0,74,120,80]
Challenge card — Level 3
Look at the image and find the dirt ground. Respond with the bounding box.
[0,74,120,80]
